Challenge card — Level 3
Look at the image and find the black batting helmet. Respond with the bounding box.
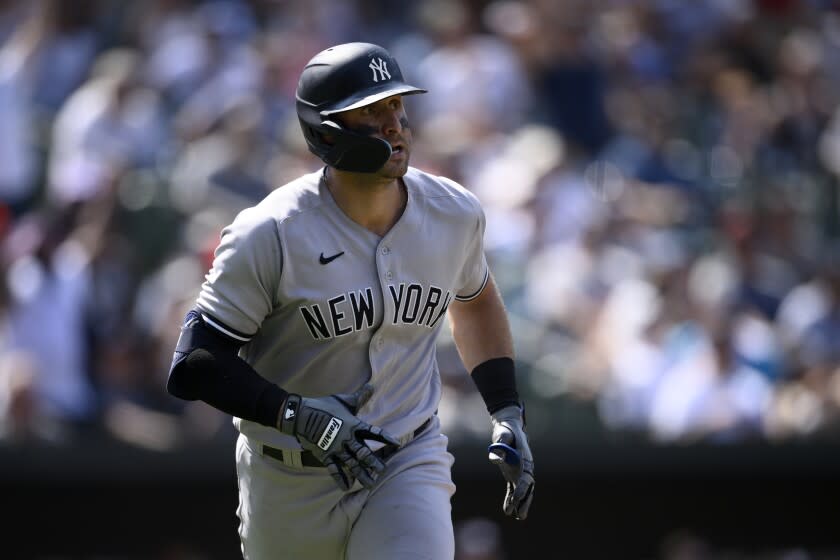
[296,42,426,173]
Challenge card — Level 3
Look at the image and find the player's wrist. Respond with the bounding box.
[490,404,523,424]
[470,357,520,414]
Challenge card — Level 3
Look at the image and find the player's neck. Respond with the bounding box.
[325,168,406,237]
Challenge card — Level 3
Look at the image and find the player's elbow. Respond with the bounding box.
[167,349,215,401]
[167,309,242,401]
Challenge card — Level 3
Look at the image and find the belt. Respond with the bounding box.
[263,416,433,468]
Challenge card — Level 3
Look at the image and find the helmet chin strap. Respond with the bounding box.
[321,120,393,173]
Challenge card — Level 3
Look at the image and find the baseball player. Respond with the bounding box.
[166,42,534,559]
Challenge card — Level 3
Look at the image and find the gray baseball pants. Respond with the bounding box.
[235,417,456,559]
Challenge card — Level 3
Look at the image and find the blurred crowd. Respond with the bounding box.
[0,0,839,449]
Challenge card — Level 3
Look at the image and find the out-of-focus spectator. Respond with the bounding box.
[2,0,99,116]
[531,5,612,156]
[0,208,98,430]
[0,1,98,210]
[49,47,169,205]
[413,0,533,144]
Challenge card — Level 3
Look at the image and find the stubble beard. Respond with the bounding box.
[379,123,413,179]
[377,154,409,179]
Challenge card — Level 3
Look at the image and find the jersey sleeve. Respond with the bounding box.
[454,193,490,302]
[195,207,282,340]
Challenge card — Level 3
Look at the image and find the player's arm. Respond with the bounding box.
[167,309,398,490]
[166,309,287,426]
[447,273,535,521]
[447,272,515,385]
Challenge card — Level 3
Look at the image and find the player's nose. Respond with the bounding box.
[380,108,403,136]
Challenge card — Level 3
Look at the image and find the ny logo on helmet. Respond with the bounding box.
[369,58,391,82]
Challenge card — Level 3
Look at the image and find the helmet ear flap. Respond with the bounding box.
[321,121,392,173]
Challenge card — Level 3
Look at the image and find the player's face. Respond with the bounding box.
[337,95,412,178]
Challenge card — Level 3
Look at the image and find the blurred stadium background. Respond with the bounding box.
[1,0,840,558]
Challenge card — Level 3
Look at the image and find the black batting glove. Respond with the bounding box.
[488,404,535,520]
[277,383,399,491]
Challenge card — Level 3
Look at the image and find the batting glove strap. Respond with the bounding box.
[278,394,302,435]
[489,404,535,520]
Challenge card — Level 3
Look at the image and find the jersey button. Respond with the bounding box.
[385,271,393,280]
[381,246,390,255]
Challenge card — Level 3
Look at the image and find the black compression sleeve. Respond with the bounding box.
[181,348,288,428]
[166,310,288,428]
[470,357,520,414]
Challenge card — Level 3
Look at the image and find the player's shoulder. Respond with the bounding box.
[405,166,482,215]
[256,168,325,219]
[223,169,323,237]
[231,168,322,222]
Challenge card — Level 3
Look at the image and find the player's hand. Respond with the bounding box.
[277,383,399,491]
[487,404,535,520]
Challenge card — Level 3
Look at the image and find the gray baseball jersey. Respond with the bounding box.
[195,165,488,450]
